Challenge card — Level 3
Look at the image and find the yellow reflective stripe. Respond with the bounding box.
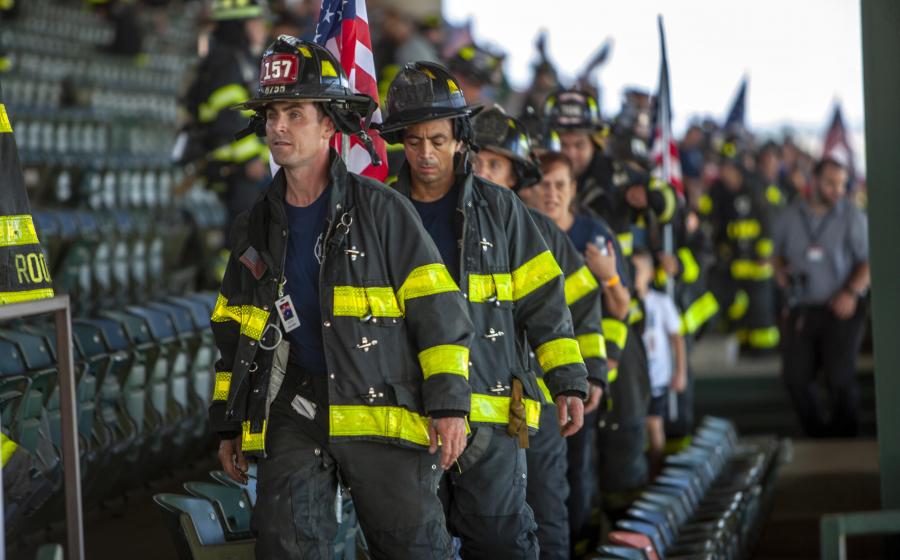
[211,293,270,340]
[608,367,618,383]
[730,259,773,280]
[680,291,719,335]
[330,405,432,446]
[617,232,634,256]
[0,215,39,248]
[468,273,513,303]
[210,135,266,163]
[727,219,761,240]
[0,103,11,133]
[332,286,402,318]
[418,344,469,380]
[628,298,643,325]
[535,338,583,372]
[536,377,553,403]
[728,290,749,321]
[766,184,783,206]
[677,247,700,284]
[0,56,10,73]
[564,265,599,305]
[212,371,232,401]
[655,266,668,287]
[698,194,713,215]
[576,333,607,359]
[0,288,55,305]
[756,238,773,258]
[470,394,541,429]
[1,432,18,467]
[397,264,458,312]
[602,319,628,349]
[199,83,250,123]
[512,251,562,301]
[747,327,780,349]
[241,420,267,452]
[651,179,677,223]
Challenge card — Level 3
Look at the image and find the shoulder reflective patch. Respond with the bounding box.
[0,215,39,248]
[333,286,402,318]
[0,104,12,133]
[418,344,469,379]
[1,432,18,467]
[397,264,458,311]
[677,247,700,284]
[199,83,250,123]
[512,251,562,301]
[564,265,599,305]
[468,273,513,303]
[211,293,270,340]
[535,337,583,372]
[330,405,434,446]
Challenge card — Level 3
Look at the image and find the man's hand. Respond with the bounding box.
[585,240,618,282]
[429,417,468,470]
[584,384,604,413]
[218,437,249,484]
[657,252,679,278]
[830,289,858,320]
[555,395,585,437]
[671,368,688,393]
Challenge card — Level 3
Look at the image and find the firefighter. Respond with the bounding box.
[699,137,780,355]
[447,43,506,106]
[380,61,589,558]
[211,37,475,559]
[473,107,609,560]
[543,88,677,260]
[182,0,270,235]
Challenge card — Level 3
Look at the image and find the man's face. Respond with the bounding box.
[518,184,538,208]
[759,151,780,181]
[720,162,743,192]
[473,149,516,189]
[816,163,847,207]
[403,119,460,187]
[558,131,595,178]
[535,163,574,223]
[265,102,334,168]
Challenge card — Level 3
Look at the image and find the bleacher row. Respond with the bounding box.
[1,1,231,556]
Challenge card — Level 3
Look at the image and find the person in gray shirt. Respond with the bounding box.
[773,157,870,437]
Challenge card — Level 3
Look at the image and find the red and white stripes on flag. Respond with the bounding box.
[650,15,683,196]
[316,0,388,181]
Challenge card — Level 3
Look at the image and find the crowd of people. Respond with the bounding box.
[176,0,871,558]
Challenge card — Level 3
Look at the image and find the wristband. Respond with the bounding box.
[603,274,621,288]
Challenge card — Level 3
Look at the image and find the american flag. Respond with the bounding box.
[650,15,683,196]
[314,0,388,181]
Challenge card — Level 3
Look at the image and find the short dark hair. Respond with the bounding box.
[813,156,846,177]
[538,151,575,181]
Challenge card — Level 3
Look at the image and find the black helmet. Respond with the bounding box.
[543,88,603,132]
[379,61,482,145]
[232,36,380,163]
[447,43,504,87]
[473,107,541,189]
[607,130,651,170]
[211,0,265,21]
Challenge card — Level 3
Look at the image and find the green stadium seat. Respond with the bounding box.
[153,492,255,560]
[183,481,252,539]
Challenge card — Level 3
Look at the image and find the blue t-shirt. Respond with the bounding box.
[566,213,627,280]
[411,183,461,282]
[283,187,331,373]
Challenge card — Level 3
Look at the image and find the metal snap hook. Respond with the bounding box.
[258,323,283,351]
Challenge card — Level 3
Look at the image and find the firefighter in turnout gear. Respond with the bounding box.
[211,37,474,559]
[700,137,780,354]
[473,107,609,560]
[381,62,589,558]
[182,0,270,235]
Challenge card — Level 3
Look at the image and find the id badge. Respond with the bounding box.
[806,245,825,263]
[275,295,301,332]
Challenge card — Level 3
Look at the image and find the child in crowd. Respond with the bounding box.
[632,249,687,476]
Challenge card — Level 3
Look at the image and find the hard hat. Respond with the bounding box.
[210,0,265,21]
[543,88,603,133]
[378,61,482,145]
[473,106,541,189]
[447,43,504,87]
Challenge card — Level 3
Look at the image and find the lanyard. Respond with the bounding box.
[801,205,836,246]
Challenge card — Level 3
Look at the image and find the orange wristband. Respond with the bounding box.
[603,274,621,288]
